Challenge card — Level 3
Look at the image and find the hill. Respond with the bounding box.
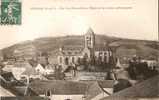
[1,34,159,60]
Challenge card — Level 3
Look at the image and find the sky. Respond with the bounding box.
[0,0,158,49]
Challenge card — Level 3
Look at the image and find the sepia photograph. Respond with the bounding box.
[0,0,158,100]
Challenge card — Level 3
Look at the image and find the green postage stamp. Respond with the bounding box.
[0,0,21,25]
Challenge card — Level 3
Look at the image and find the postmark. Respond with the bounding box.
[0,0,21,25]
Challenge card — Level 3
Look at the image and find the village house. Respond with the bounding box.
[0,70,38,97]
[29,80,114,100]
[141,59,158,69]
[30,80,87,100]
[35,64,55,75]
[45,64,55,75]
[35,64,46,75]
[21,67,43,80]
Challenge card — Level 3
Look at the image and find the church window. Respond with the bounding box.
[104,52,107,56]
[104,56,107,63]
[59,57,62,63]
[45,90,51,97]
[72,57,75,63]
[65,57,69,65]
[77,57,81,64]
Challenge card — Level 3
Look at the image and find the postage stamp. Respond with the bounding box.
[0,0,21,25]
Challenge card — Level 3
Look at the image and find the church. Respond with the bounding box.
[56,28,112,67]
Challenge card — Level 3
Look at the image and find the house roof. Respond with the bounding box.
[85,82,104,100]
[30,80,88,95]
[0,86,15,97]
[12,86,38,96]
[101,75,159,100]
[0,71,16,82]
[80,80,114,88]
[1,97,49,100]
[22,67,39,76]
[45,64,54,70]
[0,74,37,96]
[2,64,14,72]
[98,80,114,88]
[36,63,45,69]
[83,80,114,100]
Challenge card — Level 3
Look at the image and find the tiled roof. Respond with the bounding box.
[101,75,159,100]
[30,80,88,95]
[98,80,114,88]
[80,80,114,88]
[85,82,104,100]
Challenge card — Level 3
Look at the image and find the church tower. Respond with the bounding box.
[83,28,95,62]
[85,28,95,49]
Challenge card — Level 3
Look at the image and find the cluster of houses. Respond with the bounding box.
[0,69,116,100]
[1,69,159,100]
[2,61,54,80]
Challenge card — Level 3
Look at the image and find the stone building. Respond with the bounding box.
[57,28,112,66]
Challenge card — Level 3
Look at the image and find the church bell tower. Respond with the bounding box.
[85,28,95,49]
[84,28,95,62]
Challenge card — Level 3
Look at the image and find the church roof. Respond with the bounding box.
[94,45,108,51]
[58,45,83,56]
[61,45,83,51]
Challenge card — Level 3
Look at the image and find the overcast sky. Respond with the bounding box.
[0,0,158,49]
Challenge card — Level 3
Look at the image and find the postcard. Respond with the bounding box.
[0,0,158,100]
